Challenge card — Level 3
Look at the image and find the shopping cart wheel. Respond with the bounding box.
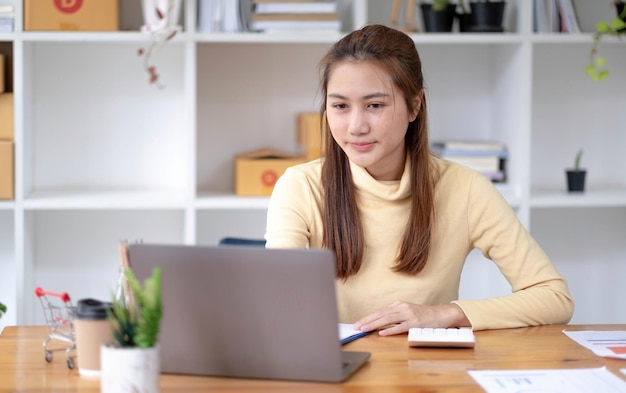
[66,357,75,369]
[45,350,53,363]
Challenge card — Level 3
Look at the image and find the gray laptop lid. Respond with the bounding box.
[129,244,370,382]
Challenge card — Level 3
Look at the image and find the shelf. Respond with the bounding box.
[530,188,626,208]
[6,31,190,43]
[0,202,15,210]
[23,190,188,210]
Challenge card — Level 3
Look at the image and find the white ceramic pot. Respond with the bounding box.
[100,344,160,393]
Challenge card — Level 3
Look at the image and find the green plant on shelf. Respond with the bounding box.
[430,0,451,11]
[573,149,583,172]
[586,1,626,81]
[0,302,6,319]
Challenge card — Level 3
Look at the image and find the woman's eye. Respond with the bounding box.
[369,103,383,109]
[332,103,347,109]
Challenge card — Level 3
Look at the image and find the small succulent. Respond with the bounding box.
[574,149,583,172]
[107,267,162,348]
[431,0,451,12]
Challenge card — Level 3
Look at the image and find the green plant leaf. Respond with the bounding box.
[596,21,611,33]
[611,18,626,31]
[595,57,607,67]
[598,70,609,80]
[107,267,162,348]
[584,65,599,81]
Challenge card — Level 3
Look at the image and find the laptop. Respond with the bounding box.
[128,243,370,382]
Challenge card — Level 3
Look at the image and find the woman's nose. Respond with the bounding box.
[348,109,369,135]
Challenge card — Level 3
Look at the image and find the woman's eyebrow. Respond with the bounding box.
[327,92,390,100]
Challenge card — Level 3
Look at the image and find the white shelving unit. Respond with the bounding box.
[1,0,625,330]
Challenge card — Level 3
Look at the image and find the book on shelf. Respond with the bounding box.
[0,4,14,33]
[431,140,508,183]
[533,0,580,33]
[249,0,339,32]
[533,0,558,33]
[253,1,337,14]
[198,0,247,33]
[251,12,339,22]
[249,19,340,33]
[556,0,580,33]
[431,140,507,152]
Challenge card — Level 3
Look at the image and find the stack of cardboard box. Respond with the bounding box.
[234,112,326,196]
[0,53,13,200]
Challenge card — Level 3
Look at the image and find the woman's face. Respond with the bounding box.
[326,61,418,181]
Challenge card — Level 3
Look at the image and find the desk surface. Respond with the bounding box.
[2,324,626,392]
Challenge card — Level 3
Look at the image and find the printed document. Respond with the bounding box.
[469,367,626,392]
[563,330,626,359]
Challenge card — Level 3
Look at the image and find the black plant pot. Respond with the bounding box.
[457,12,472,33]
[468,1,506,33]
[566,170,586,192]
[616,1,626,31]
[420,4,456,33]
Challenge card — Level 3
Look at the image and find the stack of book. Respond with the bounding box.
[431,140,508,183]
[250,0,340,33]
[0,5,14,32]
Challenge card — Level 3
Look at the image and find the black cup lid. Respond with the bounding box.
[76,298,113,320]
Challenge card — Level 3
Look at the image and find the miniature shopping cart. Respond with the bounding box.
[35,287,77,369]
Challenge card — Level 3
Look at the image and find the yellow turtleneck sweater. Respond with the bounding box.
[265,156,574,330]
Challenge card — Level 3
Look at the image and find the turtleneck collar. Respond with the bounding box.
[349,155,412,201]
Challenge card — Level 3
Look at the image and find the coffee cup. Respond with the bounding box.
[74,298,113,376]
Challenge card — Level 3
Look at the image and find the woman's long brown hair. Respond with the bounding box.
[319,24,435,279]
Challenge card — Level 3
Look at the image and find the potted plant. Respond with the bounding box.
[458,0,506,33]
[138,0,182,88]
[566,149,586,192]
[0,302,6,319]
[100,267,162,393]
[586,1,626,81]
[420,0,456,32]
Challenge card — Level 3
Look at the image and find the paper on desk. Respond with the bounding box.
[468,367,626,392]
[338,323,370,344]
[563,330,626,359]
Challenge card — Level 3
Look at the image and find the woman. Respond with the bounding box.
[265,24,574,335]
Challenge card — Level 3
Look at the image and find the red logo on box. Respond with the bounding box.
[261,170,278,187]
[54,0,83,14]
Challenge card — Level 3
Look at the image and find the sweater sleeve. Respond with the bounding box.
[452,173,574,330]
[265,166,315,248]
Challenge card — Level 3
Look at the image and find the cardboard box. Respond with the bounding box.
[235,148,306,196]
[0,54,4,93]
[0,93,13,140]
[24,0,119,31]
[298,112,326,160]
[0,140,14,200]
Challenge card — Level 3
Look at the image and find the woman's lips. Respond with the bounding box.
[350,142,376,152]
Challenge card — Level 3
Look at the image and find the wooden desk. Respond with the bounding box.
[2,324,626,392]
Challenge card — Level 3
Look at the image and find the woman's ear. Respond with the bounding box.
[410,93,422,122]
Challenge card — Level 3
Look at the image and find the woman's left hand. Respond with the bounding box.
[353,301,471,336]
